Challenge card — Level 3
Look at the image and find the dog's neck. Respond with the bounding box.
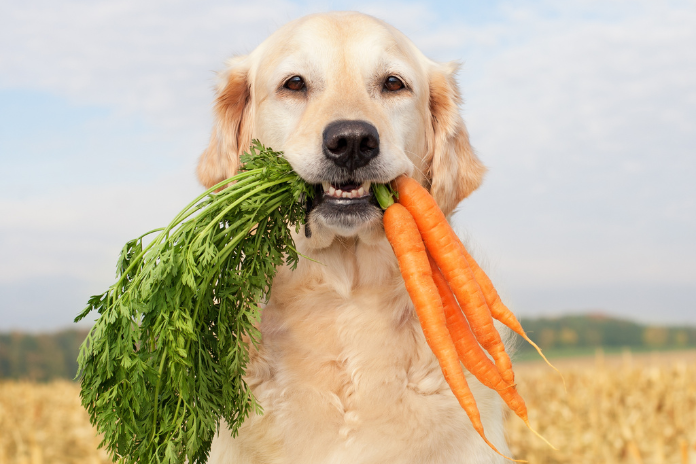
[283,226,400,297]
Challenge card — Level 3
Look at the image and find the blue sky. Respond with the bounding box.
[1,0,695,330]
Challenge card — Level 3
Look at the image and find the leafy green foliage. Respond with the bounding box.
[75,141,315,464]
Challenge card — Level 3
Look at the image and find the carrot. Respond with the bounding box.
[427,251,514,393]
[383,203,523,462]
[428,252,557,450]
[394,176,515,385]
[453,240,565,387]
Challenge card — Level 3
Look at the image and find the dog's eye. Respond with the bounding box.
[284,76,306,91]
[384,76,405,92]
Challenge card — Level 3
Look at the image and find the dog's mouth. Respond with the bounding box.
[306,178,384,236]
[320,180,372,200]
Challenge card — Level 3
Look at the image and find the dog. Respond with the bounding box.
[197,12,512,464]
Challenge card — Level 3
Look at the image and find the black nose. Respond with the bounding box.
[322,120,380,171]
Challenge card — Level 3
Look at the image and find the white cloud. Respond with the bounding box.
[0,0,304,130]
[0,167,201,284]
[453,1,696,293]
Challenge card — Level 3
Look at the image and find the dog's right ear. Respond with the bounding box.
[197,57,253,188]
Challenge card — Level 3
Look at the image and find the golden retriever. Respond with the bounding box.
[197,11,511,464]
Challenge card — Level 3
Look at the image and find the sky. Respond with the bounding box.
[1,0,695,331]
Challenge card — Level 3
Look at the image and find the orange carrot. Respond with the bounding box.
[394,176,515,385]
[427,252,514,393]
[384,203,522,462]
[428,252,557,450]
[453,240,564,385]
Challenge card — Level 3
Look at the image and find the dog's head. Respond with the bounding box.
[198,12,485,243]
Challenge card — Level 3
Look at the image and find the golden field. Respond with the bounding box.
[507,350,696,463]
[0,350,694,464]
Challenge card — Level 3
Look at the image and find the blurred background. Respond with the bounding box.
[1,1,695,463]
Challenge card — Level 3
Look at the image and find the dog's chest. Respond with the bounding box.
[209,244,508,463]
[238,289,480,462]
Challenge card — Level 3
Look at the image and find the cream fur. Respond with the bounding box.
[199,12,512,464]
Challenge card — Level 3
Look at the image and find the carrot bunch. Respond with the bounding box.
[379,176,558,461]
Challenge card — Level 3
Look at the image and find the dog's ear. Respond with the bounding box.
[426,61,486,216]
[197,57,254,188]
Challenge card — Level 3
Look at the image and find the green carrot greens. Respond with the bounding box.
[373,182,398,210]
[75,141,315,464]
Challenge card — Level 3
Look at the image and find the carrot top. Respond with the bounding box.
[75,141,316,464]
[373,182,398,209]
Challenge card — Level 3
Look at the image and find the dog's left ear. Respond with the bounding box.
[426,61,486,216]
[197,56,254,188]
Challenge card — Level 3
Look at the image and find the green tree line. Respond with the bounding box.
[0,329,88,381]
[517,314,696,352]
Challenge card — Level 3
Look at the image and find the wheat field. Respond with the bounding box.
[507,350,696,463]
[1,351,694,464]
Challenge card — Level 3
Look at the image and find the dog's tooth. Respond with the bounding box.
[357,187,365,196]
[342,191,351,198]
[361,181,371,191]
[322,181,330,192]
[335,189,343,197]
[328,186,336,196]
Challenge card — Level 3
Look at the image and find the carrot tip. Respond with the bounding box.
[523,335,567,392]
[523,419,557,451]
[480,435,527,462]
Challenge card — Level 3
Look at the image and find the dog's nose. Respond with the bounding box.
[322,120,380,171]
